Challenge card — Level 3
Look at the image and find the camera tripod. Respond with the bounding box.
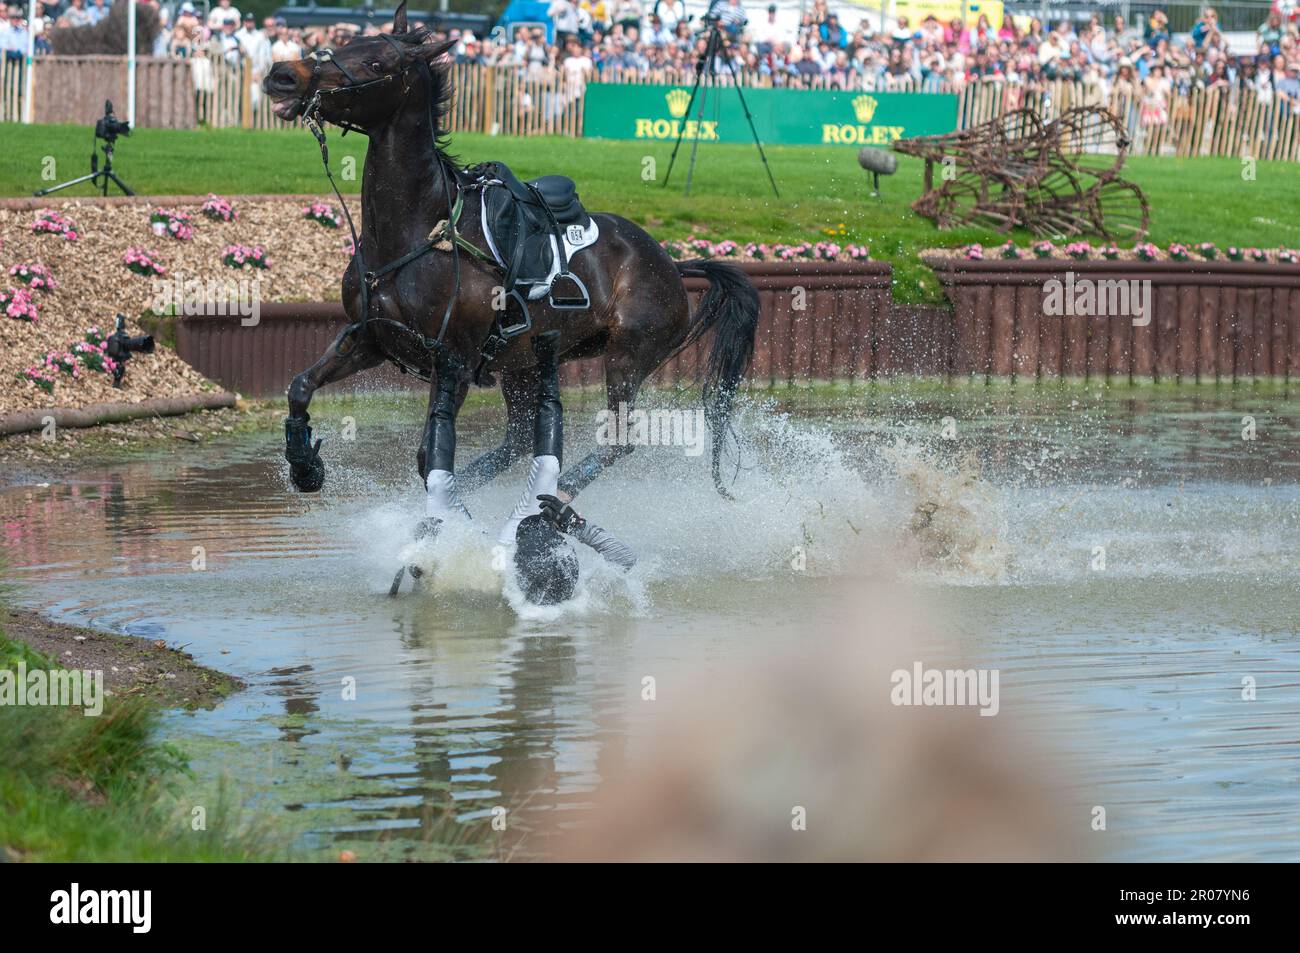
[34,136,135,198]
[662,18,779,198]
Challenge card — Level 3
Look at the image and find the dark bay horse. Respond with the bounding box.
[262,4,759,507]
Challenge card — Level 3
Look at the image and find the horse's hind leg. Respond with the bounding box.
[284,323,383,492]
[455,367,539,492]
[556,344,645,499]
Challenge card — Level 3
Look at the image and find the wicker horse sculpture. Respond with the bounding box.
[895,106,1149,240]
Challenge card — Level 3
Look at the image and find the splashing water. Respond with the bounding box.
[5,388,1300,861]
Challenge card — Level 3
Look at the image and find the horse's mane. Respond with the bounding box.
[395,28,457,161]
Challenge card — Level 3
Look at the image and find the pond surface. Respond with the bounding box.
[3,385,1299,861]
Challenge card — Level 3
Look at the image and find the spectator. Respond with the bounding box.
[240,14,273,78]
[1141,63,1171,125]
[63,0,92,29]
[1038,28,1065,79]
[549,0,579,48]
[1280,60,1300,100]
[891,14,913,46]
[612,0,642,33]
[820,12,846,50]
[560,32,592,96]
[1144,10,1170,50]
[2,10,28,61]
[86,0,108,26]
[1191,7,1219,50]
[716,0,746,41]
[1258,11,1285,55]
[271,19,301,62]
[653,0,685,32]
[754,3,781,56]
[208,0,241,32]
[212,17,242,68]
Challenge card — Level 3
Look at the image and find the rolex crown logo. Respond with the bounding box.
[666,88,692,119]
[852,94,878,124]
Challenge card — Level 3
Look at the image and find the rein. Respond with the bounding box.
[300,38,490,377]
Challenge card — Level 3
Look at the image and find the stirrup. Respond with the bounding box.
[548,272,589,310]
[500,289,532,337]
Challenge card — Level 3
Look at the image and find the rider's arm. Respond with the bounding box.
[570,521,638,571]
[537,494,637,571]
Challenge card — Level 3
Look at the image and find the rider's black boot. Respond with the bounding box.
[532,331,563,465]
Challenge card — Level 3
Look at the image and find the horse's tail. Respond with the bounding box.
[674,259,760,497]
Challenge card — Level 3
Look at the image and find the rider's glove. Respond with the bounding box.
[537,494,585,534]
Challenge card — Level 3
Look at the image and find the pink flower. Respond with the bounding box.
[1,286,39,321]
[150,208,194,240]
[304,203,341,228]
[8,262,56,291]
[31,210,79,241]
[123,247,166,277]
[202,194,238,222]
[222,244,272,269]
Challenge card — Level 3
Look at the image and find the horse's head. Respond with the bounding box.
[263,3,454,131]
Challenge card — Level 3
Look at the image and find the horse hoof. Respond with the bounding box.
[290,459,326,493]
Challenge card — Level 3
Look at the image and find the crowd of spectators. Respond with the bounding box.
[2,0,1299,118]
[514,2,1300,106]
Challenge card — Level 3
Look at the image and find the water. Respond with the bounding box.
[2,386,1298,860]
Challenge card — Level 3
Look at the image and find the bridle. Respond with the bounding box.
[296,34,466,373]
[299,35,412,135]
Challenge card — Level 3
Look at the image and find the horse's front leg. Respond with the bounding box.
[417,346,472,521]
[285,323,383,492]
[456,366,540,492]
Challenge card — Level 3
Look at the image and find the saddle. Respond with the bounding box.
[470,161,598,335]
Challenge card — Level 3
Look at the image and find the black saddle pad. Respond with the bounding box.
[475,161,591,290]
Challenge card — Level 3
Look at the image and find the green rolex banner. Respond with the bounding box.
[582,83,958,147]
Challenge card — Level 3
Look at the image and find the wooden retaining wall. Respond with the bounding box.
[926,258,1300,382]
[174,261,895,398]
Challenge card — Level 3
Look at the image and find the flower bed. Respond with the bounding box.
[0,197,350,416]
[939,241,1300,265]
[661,239,870,262]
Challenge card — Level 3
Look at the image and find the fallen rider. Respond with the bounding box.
[397,331,636,604]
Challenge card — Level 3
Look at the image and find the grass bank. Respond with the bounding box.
[0,603,261,861]
[2,124,1297,302]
